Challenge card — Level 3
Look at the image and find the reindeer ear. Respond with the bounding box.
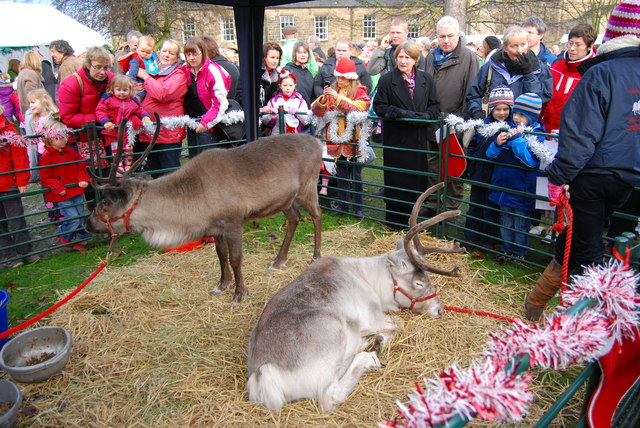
[386,253,409,271]
[395,238,404,251]
[101,186,129,206]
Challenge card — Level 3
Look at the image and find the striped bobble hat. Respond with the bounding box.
[603,0,640,42]
[488,85,514,113]
[513,92,542,124]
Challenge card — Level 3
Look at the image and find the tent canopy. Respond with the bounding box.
[0,1,107,53]
[183,0,313,140]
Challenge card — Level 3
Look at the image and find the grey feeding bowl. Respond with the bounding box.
[0,380,21,428]
[0,327,72,383]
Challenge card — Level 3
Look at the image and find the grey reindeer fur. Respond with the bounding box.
[86,133,323,303]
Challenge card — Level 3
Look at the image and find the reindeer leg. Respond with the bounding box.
[319,351,383,413]
[270,205,300,270]
[210,234,234,295]
[226,226,247,303]
[296,185,323,260]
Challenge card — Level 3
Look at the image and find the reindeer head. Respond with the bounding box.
[85,114,160,236]
[388,183,464,317]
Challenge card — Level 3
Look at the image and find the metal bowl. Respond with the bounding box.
[0,380,21,427]
[0,327,72,383]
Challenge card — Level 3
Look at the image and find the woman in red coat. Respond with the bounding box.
[58,46,114,208]
[138,39,188,177]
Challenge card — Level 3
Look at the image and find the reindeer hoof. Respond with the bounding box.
[231,291,248,304]
[268,260,286,271]
[209,289,222,295]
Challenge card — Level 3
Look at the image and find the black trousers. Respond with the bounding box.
[0,188,33,259]
[554,173,634,271]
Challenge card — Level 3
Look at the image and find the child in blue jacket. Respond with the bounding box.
[486,92,544,263]
[464,86,514,249]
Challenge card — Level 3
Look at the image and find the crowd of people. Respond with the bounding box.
[0,3,638,324]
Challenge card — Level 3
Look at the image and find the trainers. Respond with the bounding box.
[72,243,86,251]
[23,255,40,264]
[495,254,510,265]
[58,236,71,245]
[529,225,545,235]
[0,259,24,269]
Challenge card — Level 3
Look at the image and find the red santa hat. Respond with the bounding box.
[334,57,358,80]
[278,69,296,84]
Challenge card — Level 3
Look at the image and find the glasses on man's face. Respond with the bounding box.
[91,64,110,72]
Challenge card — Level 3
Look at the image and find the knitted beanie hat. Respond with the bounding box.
[334,57,358,79]
[603,0,640,42]
[513,92,542,124]
[484,35,502,51]
[487,85,514,113]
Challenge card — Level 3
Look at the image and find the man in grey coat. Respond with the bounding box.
[424,16,479,209]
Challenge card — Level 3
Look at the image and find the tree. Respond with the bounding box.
[51,0,223,49]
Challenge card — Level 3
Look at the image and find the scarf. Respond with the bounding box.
[402,70,416,97]
[157,62,179,77]
[432,46,454,70]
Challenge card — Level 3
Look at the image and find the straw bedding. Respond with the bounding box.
[7,224,584,427]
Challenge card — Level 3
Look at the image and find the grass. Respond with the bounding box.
[0,209,377,326]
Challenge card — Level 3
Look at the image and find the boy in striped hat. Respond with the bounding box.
[485,92,544,264]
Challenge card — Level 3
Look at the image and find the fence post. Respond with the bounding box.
[278,106,285,135]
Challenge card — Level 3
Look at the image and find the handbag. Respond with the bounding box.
[480,67,494,116]
[360,144,377,164]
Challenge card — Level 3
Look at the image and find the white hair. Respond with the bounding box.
[436,16,460,33]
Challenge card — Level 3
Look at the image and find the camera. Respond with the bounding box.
[324,79,332,87]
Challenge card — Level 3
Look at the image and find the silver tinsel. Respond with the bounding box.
[312,111,373,163]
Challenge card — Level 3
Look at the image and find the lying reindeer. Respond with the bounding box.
[247,183,463,412]
[85,117,323,303]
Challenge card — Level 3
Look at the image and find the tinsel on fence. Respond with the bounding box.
[383,261,640,428]
[312,111,374,163]
[1,126,71,147]
[126,110,246,146]
[444,114,555,165]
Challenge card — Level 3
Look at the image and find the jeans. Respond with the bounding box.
[464,184,500,247]
[0,188,33,259]
[186,127,217,159]
[145,142,183,178]
[499,205,531,257]
[57,195,91,242]
[554,173,633,271]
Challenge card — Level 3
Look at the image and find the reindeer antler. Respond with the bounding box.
[89,112,162,185]
[404,183,464,277]
[122,112,161,178]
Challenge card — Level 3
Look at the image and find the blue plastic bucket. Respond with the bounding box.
[0,290,9,349]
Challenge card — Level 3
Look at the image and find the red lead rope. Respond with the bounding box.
[550,191,573,306]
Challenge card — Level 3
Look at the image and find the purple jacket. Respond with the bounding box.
[0,82,17,118]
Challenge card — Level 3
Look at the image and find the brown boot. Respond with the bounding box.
[525,258,563,322]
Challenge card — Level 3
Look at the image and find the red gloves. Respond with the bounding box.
[130,116,142,130]
[548,182,565,201]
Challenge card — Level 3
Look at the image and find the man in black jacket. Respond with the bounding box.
[313,38,372,97]
[525,8,640,321]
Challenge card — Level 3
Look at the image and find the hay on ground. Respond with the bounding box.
[5,224,585,427]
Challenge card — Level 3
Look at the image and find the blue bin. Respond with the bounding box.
[0,290,9,349]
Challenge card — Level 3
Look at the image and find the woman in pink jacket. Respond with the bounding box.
[137,39,188,177]
[182,37,230,159]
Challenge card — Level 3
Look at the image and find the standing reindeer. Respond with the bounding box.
[247,183,464,412]
[85,117,323,303]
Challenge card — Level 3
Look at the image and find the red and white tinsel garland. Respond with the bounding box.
[444,114,555,166]
[384,261,640,427]
[1,127,71,148]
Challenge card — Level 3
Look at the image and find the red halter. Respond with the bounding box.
[93,198,139,236]
[390,272,438,312]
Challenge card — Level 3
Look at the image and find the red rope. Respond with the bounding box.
[444,305,515,323]
[0,262,107,340]
[550,190,573,305]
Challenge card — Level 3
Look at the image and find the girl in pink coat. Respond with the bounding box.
[95,75,151,172]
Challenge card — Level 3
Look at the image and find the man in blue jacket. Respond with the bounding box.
[525,4,640,321]
[522,16,559,67]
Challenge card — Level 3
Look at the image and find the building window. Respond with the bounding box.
[408,17,420,39]
[314,16,328,41]
[181,18,196,44]
[363,15,376,40]
[280,16,295,40]
[221,17,236,42]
